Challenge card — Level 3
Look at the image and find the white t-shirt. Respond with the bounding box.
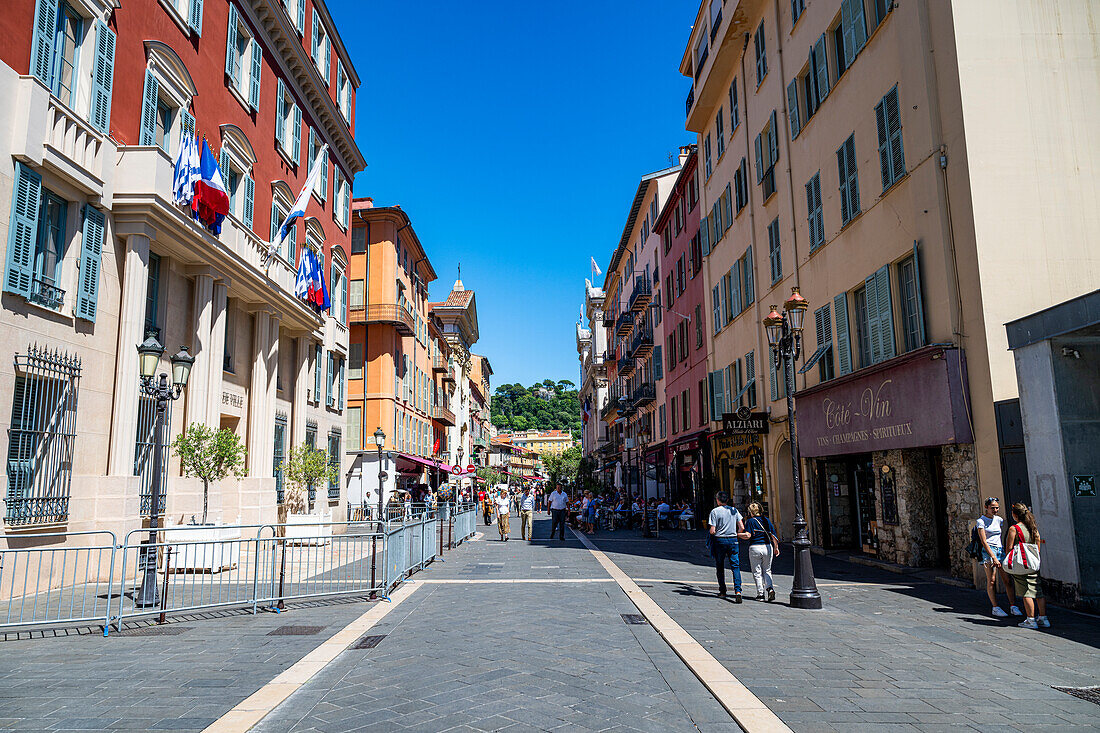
[708,505,743,538]
[494,495,510,515]
[657,502,671,516]
[976,514,1003,549]
[548,491,567,510]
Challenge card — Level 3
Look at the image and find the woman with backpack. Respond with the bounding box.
[745,502,779,602]
[1004,503,1049,629]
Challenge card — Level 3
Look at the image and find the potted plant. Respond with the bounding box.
[167,423,247,571]
[283,444,338,545]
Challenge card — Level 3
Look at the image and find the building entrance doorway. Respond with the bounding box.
[816,453,876,553]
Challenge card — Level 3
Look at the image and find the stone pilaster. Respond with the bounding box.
[205,280,228,427]
[941,443,980,579]
[292,336,310,447]
[186,273,215,427]
[248,309,272,476]
[108,233,150,476]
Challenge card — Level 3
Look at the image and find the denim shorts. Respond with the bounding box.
[981,545,1005,565]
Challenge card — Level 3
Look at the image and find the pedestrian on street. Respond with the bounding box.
[976,497,1022,618]
[1005,503,1049,629]
[548,484,568,540]
[745,502,779,602]
[482,489,493,526]
[708,491,748,602]
[494,489,512,541]
[520,487,535,541]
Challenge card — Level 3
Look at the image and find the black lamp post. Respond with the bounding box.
[370,427,385,592]
[763,287,822,610]
[134,336,194,607]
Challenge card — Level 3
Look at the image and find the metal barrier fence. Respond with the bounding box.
[0,503,478,636]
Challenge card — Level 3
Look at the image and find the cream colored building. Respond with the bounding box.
[682,0,1100,578]
[497,430,576,457]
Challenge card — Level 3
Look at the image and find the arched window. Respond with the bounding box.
[139,41,198,156]
[218,124,257,231]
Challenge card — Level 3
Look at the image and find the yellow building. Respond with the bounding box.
[496,430,575,457]
[682,0,1100,579]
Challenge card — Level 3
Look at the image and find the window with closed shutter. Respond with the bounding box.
[875,86,906,191]
[837,134,860,225]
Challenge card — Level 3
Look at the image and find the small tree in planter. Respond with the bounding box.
[172,423,247,525]
[283,444,338,516]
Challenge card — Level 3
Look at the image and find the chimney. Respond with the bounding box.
[363,197,374,208]
[678,145,693,165]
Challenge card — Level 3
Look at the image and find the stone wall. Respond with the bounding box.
[872,449,938,568]
[941,443,981,579]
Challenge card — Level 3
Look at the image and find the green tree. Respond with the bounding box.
[542,445,582,488]
[477,466,504,487]
[173,423,247,525]
[283,444,338,515]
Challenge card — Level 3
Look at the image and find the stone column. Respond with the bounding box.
[108,233,150,476]
[205,281,228,428]
[291,335,310,447]
[248,309,272,476]
[186,273,215,427]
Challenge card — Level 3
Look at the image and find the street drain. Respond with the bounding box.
[1053,686,1100,706]
[123,625,192,636]
[621,614,647,625]
[267,625,325,636]
[352,634,387,649]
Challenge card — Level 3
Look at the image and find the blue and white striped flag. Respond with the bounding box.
[264,143,328,264]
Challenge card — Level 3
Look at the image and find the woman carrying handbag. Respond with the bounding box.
[1003,503,1049,629]
[745,502,779,602]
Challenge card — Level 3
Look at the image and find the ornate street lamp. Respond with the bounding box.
[370,427,386,593]
[135,336,194,607]
[763,287,821,609]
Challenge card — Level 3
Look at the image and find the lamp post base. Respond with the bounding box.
[789,534,822,609]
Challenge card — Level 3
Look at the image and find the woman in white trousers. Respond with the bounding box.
[745,502,780,602]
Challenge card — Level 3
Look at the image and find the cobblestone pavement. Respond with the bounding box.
[584,525,1100,732]
[2,515,1098,732]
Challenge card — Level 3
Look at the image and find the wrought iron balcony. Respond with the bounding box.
[433,353,449,373]
[600,398,619,420]
[350,303,415,335]
[685,86,695,117]
[632,383,656,407]
[617,354,635,378]
[628,327,653,360]
[29,276,64,310]
[615,311,634,339]
[602,310,614,327]
[432,405,456,426]
[628,276,652,312]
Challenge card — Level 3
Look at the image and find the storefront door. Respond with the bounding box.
[853,458,877,553]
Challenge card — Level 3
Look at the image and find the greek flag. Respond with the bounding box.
[172,133,201,207]
[265,144,328,263]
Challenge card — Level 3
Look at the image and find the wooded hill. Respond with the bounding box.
[490,380,580,437]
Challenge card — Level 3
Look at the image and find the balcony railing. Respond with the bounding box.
[433,353,449,373]
[617,354,635,378]
[629,327,653,359]
[431,405,456,426]
[29,276,64,310]
[615,311,634,339]
[602,311,614,327]
[685,86,695,117]
[633,383,656,407]
[600,398,619,420]
[350,303,415,335]
[628,276,652,312]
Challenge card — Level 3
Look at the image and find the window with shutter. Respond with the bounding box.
[876,87,906,190]
[743,246,755,305]
[754,22,767,85]
[729,78,739,131]
[4,164,42,298]
[30,0,58,84]
[813,34,829,105]
[787,79,801,138]
[806,173,824,250]
[712,285,721,334]
[730,261,742,318]
[704,134,712,178]
[837,134,860,224]
[834,292,852,375]
[898,243,926,351]
[768,218,782,283]
[76,206,104,321]
[89,21,115,135]
[769,354,778,402]
[139,71,160,146]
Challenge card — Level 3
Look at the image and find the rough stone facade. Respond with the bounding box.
[941,443,981,579]
[872,449,938,568]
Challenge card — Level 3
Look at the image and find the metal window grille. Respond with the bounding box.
[274,413,287,504]
[6,346,81,525]
[327,429,341,499]
[134,393,172,516]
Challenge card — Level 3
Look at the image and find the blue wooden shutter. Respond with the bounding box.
[275,79,286,150]
[288,220,297,263]
[341,175,350,227]
[814,34,830,102]
[851,0,868,52]
[179,109,195,157]
[188,0,203,35]
[296,0,305,34]
[875,97,890,190]
[834,292,851,375]
[30,0,57,84]
[701,214,711,255]
[225,3,239,80]
[743,246,754,304]
[338,358,344,409]
[311,10,319,61]
[654,344,662,380]
[321,147,329,199]
[841,0,857,69]
[77,206,105,321]
[768,110,779,166]
[89,21,115,135]
[887,88,905,183]
[243,175,255,230]
[4,163,41,297]
[876,265,896,360]
[248,38,262,110]
[292,104,302,165]
[723,183,733,227]
[323,28,331,83]
[218,148,230,187]
[314,343,322,398]
[715,370,726,419]
[731,261,742,317]
[754,133,763,183]
[769,355,779,401]
[911,241,926,347]
[139,71,159,146]
[786,79,800,139]
[326,352,334,406]
[269,200,278,242]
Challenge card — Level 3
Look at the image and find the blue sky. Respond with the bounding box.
[334,0,696,391]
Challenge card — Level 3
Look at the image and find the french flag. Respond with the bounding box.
[294,248,330,312]
[191,139,230,235]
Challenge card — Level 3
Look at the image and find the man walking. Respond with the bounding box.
[709,491,748,602]
[548,484,568,540]
[520,487,536,541]
[494,489,512,542]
